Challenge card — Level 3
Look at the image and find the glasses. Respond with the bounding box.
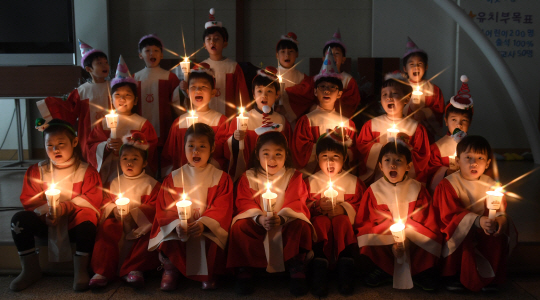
[317,85,339,92]
[189,86,211,92]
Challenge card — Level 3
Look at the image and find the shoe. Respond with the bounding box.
[310,258,329,297]
[89,274,108,288]
[73,254,90,291]
[235,268,254,295]
[365,267,392,287]
[126,271,144,287]
[445,279,465,292]
[481,284,499,292]
[9,252,42,292]
[160,258,180,291]
[288,257,309,296]
[413,268,438,292]
[337,257,355,295]
[202,279,216,290]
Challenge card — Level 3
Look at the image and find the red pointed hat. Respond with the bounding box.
[447,75,474,111]
[254,105,283,136]
[276,32,299,50]
[122,131,149,151]
[190,62,215,77]
[205,8,223,29]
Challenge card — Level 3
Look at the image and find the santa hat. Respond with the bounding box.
[323,29,347,54]
[254,66,279,81]
[254,106,283,135]
[79,39,105,68]
[317,126,350,146]
[35,118,76,136]
[402,36,426,59]
[122,131,150,151]
[314,47,343,82]
[138,34,164,50]
[384,70,407,82]
[111,55,137,87]
[190,62,215,77]
[276,32,299,50]
[448,75,474,111]
[205,8,223,29]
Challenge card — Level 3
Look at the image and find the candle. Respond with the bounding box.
[486,186,504,233]
[186,110,198,128]
[261,182,277,217]
[387,124,400,141]
[237,107,249,150]
[105,110,119,138]
[45,183,61,217]
[390,220,406,264]
[324,181,338,209]
[411,85,423,104]
[176,194,192,242]
[448,152,457,170]
[180,56,190,81]
[115,194,130,217]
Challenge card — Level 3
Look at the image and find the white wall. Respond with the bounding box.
[74,0,110,66]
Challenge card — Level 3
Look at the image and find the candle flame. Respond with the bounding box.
[340,122,344,128]
[49,183,56,189]
[183,56,189,62]
[118,193,123,199]
[190,110,196,117]
[265,181,272,191]
[239,106,245,115]
[278,75,283,83]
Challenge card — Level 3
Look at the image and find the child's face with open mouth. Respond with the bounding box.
[45,132,77,165]
[456,149,491,180]
[381,86,408,117]
[120,147,147,177]
[379,153,411,184]
[139,45,163,68]
[113,86,137,115]
[276,48,298,69]
[259,142,286,175]
[254,85,279,110]
[188,78,215,110]
[445,112,471,135]
[315,83,342,110]
[318,150,345,179]
[87,57,109,80]
[204,33,227,57]
[185,134,213,168]
[404,55,427,83]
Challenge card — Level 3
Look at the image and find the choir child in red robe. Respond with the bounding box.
[401,37,445,141]
[428,75,473,193]
[36,40,111,161]
[356,72,430,184]
[134,34,180,146]
[322,29,361,118]
[89,132,160,288]
[10,119,102,292]
[215,66,291,181]
[305,134,366,296]
[355,141,441,291]
[292,50,356,176]
[149,124,233,291]
[162,63,226,177]
[433,136,517,292]
[228,131,314,296]
[87,56,158,183]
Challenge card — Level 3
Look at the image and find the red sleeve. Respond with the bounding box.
[411,124,431,183]
[347,178,367,211]
[336,78,361,118]
[202,172,234,232]
[20,164,46,212]
[151,175,179,238]
[355,120,375,165]
[234,64,250,113]
[281,171,311,218]
[140,121,159,175]
[139,182,161,223]
[406,186,441,241]
[303,178,317,216]
[283,119,292,149]
[427,143,443,177]
[85,122,110,170]
[286,75,316,119]
[291,115,316,169]
[213,119,232,171]
[64,166,103,216]
[161,118,181,174]
[432,179,471,240]
[354,188,389,236]
[168,72,181,101]
[234,174,261,215]
[425,84,445,126]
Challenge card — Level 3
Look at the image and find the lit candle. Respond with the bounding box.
[105,110,119,138]
[448,152,457,170]
[323,180,338,209]
[45,183,61,217]
[180,56,190,81]
[387,124,400,141]
[237,106,249,150]
[115,193,131,217]
[486,185,504,233]
[261,182,277,217]
[389,219,406,264]
[411,85,423,104]
[186,110,198,128]
[176,193,193,242]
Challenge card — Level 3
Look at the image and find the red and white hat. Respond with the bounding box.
[122,131,150,151]
[323,29,347,54]
[138,34,164,50]
[205,8,223,29]
[384,70,407,82]
[276,32,299,50]
[111,55,136,87]
[448,75,474,111]
[402,36,426,59]
[79,39,105,68]
[255,66,279,81]
[254,105,283,135]
[190,62,215,77]
[314,47,343,82]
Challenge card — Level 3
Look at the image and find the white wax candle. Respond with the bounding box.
[115,197,130,216]
[176,198,192,241]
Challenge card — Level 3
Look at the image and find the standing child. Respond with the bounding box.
[228,132,314,296]
[134,34,180,146]
[162,63,226,176]
[356,72,430,184]
[305,135,366,296]
[433,136,517,292]
[10,119,102,291]
[89,132,161,288]
[149,124,233,291]
[355,141,441,291]
[292,50,356,176]
[87,56,158,183]
[37,40,111,161]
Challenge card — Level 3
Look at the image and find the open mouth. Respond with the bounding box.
[389,171,398,178]
[412,72,419,77]
[267,164,278,170]
[387,103,395,109]
[192,157,201,163]
[150,58,156,63]
[261,99,268,105]
[194,96,203,102]
[327,166,335,174]
[284,59,290,63]
[102,70,108,74]
[126,167,133,172]
[322,96,331,101]
[470,169,478,174]
[55,154,62,159]
[211,46,216,51]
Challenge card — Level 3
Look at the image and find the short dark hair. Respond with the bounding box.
[402,52,429,68]
[456,135,492,159]
[381,78,413,95]
[119,144,148,161]
[203,27,229,42]
[111,82,137,97]
[43,119,84,167]
[139,37,163,52]
[315,77,344,91]
[83,52,108,69]
[316,136,349,169]
[445,104,473,122]
[184,123,215,163]
[378,141,412,164]
[323,44,346,57]
[188,71,215,89]
[276,40,298,53]
[249,132,293,174]
[252,75,279,94]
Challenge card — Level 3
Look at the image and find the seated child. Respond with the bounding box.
[292,51,356,176]
[162,63,226,176]
[227,131,314,296]
[433,135,517,292]
[215,66,291,181]
[89,132,161,288]
[37,40,111,161]
[149,124,233,291]
[322,29,361,118]
[401,37,445,141]
[355,141,441,291]
[87,56,158,183]
[10,119,102,292]
[428,75,473,193]
[356,72,430,184]
[134,34,180,146]
[305,134,366,296]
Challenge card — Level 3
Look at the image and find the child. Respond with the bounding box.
[402,37,445,141]
[134,34,180,146]
[355,141,441,290]
[199,8,249,117]
[322,29,361,118]
[87,56,158,183]
[37,40,111,161]
[292,50,356,176]
[89,132,161,288]
[228,131,314,296]
[433,136,517,292]
[428,75,473,193]
[356,72,430,184]
[162,63,227,176]
[10,119,102,291]
[149,124,233,291]
[215,66,291,181]
[305,134,366,296]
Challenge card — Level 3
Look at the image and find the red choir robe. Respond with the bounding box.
[214,107,291,182]
[305,170,365,261]
[86,113,158,183]
[92,171,161,278]
[292,106,356,175]
[36,81,112,161]
[355,176,441,289]
[336,72,361,118]
[20,161,102,262]
[148,164,233,282]
[202,58,250,117]
[161,109,227,177]
[356,115,430,184]
[404,80,445,141]
[427,133,459,193]
[227,168,314,272]
[134,67,180,146]
[276,65,315,123]
[433,172,517,291]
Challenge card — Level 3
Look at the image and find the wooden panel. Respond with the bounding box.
[0,66,83,98]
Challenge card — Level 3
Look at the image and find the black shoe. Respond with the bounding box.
[365,267,392,287]
[310,258,329,297]
[445,279,465,292]
[337,257,355,295]
[413,268,438,292]
[481,284,499,292]
[235,268,254,295]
